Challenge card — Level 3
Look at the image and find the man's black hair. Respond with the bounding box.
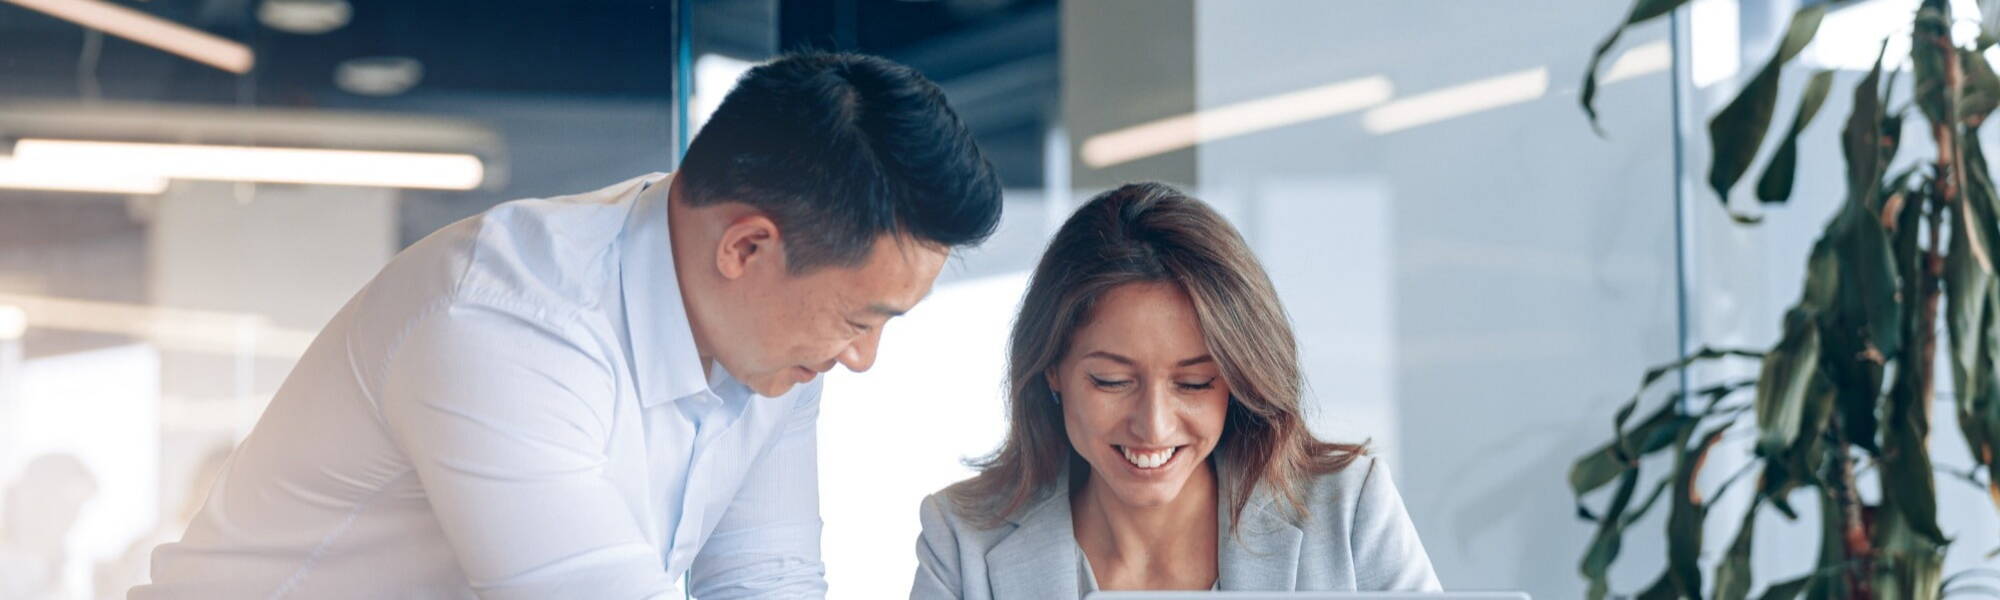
[677,52,1004,273]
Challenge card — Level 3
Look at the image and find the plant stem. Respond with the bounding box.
[1831,426,1875,599]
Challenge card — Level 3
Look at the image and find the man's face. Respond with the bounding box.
[716,234,948,397]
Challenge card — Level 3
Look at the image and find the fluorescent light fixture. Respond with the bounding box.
[0,155,169,194]
[0,293,314,358]
[1603,40,1671,84]
[0,305,24,340]
[12,139,486,190]
[1362,67,1550,135]
[3,0,254,74]
[1080,75,1394,168]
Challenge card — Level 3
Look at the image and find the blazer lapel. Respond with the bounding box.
[1216,458,1303,590]
[986,474,1083,600]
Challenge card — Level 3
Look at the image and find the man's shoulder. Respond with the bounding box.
[390,174,663,314]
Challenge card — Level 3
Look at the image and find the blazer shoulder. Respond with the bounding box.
[1286,454,1389,533]
[923,481,999,533]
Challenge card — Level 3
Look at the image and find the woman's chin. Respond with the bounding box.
[1092,465,1193,508]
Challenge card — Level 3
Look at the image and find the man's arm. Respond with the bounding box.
[379,303,680,599]
[687,383,828,599]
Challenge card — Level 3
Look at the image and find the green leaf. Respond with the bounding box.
[1757,70,1837,204]
[1880,370,1949,547]
[1961,135,2000,283]
[1708,5,1827,210]
[1948,187,1995,419]
[1871,491,1947,598]
[1757,575,1810,600]
[1571,347,1765,498]
[1963,47,2000,123]
[1666,425,1727,600]
[1573,402,1681,498]
[1950,143,2000,515]
[1806,487,1851,599]
[1913,0,1955,126]
[1582,0,1692,133]
[1582,468,1643,600]
[1834,191,1907,359]
[1755,309,1824,455]
[1637,570,1680,600]
[1843,43,1891,204]
[1623,475,1675,529]
[1713,498,1763,600]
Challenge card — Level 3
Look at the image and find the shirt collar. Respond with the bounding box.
[617,171,713,408]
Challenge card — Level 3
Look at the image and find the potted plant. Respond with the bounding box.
[1572,1,2000,598]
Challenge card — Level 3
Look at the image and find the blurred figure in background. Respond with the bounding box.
[0,454,99,600]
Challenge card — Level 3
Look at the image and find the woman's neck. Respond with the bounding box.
[1071,459,1220,589]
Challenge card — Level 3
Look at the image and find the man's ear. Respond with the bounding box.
[714,214,783,280]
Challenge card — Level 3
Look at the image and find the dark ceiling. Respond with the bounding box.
[0,0,1057,233]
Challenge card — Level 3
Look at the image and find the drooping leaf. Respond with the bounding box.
[1582,0,1693,133]
[1637,571,1680,600]
[1571,347,1766,498]
[1961,135,2000,279]
[1912,0,1955,126]
[1623,475,1675,529]
[1666,425,1728,600]
[1871,492,1948,599]
[1755,309,1824,455]
[1843,43,1891,203]
[1582,467,1644,600]
[1949,187,1996,419]
[1757,575,1811,600]
[1880,365,1949,547]
[1963,47,2000,123]
[1573,400,1681,499]
[1714,498,1763,600]
[1708,5,1827,212]
[1834,192,1908,360]
[1757,70,1838,204]
[1761,376,1835,519]
[1953,141,2000,516]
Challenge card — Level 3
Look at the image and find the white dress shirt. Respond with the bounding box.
[134,173,827,599]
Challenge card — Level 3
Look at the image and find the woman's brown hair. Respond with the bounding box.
[953,182,1364,529]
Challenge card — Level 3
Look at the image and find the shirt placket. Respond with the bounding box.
[665,390,724,576]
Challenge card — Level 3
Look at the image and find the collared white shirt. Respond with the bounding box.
[134,173,826,599]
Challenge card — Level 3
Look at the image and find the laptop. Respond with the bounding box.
[1086,593,1530,600]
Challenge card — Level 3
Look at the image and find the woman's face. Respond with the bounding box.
[1050,281,1231,509]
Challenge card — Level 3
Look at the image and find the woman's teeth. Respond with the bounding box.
[1120,445,1176,469]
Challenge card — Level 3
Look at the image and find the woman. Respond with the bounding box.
[910,183,1440,599]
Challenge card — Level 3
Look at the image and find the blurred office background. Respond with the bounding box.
[4,0,1990,598]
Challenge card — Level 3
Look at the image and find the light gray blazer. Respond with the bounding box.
[909,455,1441,600]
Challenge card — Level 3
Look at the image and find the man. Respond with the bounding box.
[134,52,1002,599]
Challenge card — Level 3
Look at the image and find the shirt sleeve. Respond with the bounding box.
[1350,458,1443,592]
[686,382,828,599]
[378,302,681,600]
